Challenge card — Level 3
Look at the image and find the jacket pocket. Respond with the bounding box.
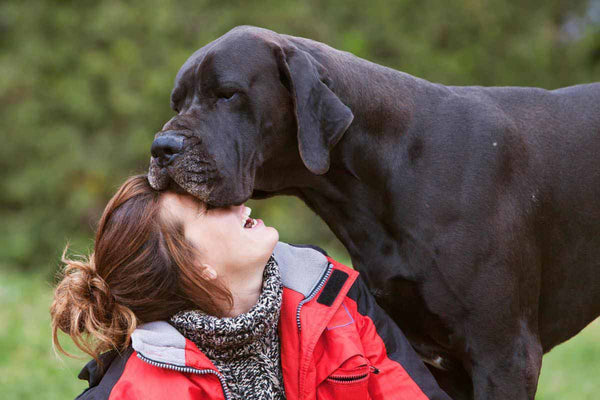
[317,355,373,400]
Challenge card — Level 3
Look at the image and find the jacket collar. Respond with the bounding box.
[273,241,330,298]
[131,321,190,366]
[77,347,128,388]
[131,241,332,368]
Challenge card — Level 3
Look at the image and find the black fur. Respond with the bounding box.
[148,26,600,400]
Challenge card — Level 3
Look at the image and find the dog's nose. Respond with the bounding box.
[151,132,184,167]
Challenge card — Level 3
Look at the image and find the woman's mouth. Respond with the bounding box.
[241,206,263,229]
[244,218,263,229]
[244,217,257,228]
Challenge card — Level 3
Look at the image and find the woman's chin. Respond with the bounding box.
[261,225,279,241]
[269,226,279,242]
[242,221,279,253]
[262,226,280,249]
[244,228,279,264]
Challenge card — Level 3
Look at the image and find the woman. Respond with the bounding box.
[51,174,451,400]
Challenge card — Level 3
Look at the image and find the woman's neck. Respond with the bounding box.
[224,261,267,317]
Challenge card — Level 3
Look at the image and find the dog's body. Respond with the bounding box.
[148,26,600,399]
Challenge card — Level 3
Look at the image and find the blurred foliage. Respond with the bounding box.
[1,1,599,399]
[0,0,599,273]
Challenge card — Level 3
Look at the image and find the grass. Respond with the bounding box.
[536,317,600,399]
[0,269,88,400]
[1,268,598,399]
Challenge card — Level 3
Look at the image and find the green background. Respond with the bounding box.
[1,0,598,398]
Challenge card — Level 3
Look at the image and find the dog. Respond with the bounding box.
[148,26,600,399]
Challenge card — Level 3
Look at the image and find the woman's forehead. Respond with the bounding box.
[161,192,207,218]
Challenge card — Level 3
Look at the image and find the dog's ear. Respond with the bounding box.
[274,45,354,175]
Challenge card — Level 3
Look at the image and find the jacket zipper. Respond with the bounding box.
[296,262,334,331]
[136,352,232,400]
[327,373,369,382]
[327,365,380,383]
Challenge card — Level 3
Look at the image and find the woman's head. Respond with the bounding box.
[160,192,279,285]
[50,174,278,363]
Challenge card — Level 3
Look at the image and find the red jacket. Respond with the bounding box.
[75,242,451,400]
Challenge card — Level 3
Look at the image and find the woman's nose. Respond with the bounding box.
[151,132,184,167]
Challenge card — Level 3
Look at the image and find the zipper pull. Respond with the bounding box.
[370,365,380,374]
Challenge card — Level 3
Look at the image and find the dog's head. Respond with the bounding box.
[148,26,353,206]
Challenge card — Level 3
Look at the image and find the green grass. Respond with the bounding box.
[0,269,88,400]
[536,318,600,399]
[1,269,598,399]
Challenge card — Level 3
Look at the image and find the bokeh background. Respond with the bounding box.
[1,0,599,398]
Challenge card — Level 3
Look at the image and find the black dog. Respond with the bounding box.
[148,26,600,400]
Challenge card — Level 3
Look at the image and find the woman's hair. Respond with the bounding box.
[50,174,232,365]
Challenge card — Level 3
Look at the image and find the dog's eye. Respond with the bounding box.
[217,91,238,102]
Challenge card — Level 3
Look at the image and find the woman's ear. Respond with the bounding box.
[201,265,218,280]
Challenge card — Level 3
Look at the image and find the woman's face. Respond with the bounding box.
[160,193,279,279]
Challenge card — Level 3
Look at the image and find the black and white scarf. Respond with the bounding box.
[170,255,285,400]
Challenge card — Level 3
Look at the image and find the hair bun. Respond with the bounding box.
[51,247,136,362]
[62,253,115,318]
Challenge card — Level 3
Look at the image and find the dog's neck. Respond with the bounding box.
[286,34,450,140]
[257,40,449,194]
[253,49,446,270]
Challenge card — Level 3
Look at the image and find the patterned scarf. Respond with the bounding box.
[169,255,285,400]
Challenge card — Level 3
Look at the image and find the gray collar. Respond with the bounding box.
[273,241,330,297]
[132,241,330,365]
[131,321,188,366]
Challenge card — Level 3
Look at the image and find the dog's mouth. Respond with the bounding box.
[147,134,257,207]
[147,153,217,202]
[147,154,252,207]
[155,173,191,196]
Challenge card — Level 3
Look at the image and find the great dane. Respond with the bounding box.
[148,26,600,399]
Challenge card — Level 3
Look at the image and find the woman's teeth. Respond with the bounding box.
[242,206,257,228]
